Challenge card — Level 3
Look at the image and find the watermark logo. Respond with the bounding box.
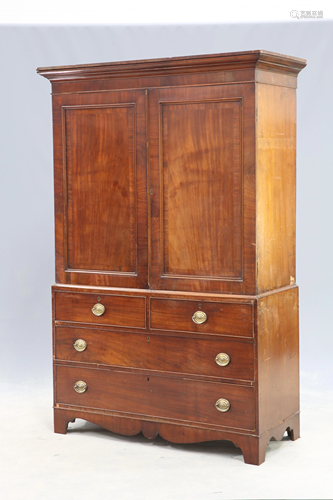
[290,10,323,18]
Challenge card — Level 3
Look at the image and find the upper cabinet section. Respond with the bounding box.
[38,50,306,294]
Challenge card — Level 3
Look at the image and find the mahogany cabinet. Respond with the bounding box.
[37,50,306,465]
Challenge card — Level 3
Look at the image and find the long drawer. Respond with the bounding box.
[55,365,255,431]
[150,298,253,337]
[54,291,146,329]
[55,326,254,381]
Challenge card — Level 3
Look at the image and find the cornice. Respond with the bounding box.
[36,50,307,83]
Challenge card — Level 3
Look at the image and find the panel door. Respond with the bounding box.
[149,84,255,294]
[52,90,147,287]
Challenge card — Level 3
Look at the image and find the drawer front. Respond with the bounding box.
[55,365,255,431]
[55,327,254,381]
[54,292,146,329]
[150,298,253,337]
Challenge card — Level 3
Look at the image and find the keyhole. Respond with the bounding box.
[198,303,202,309]
[147,378,150,382]
[147,336,150,341]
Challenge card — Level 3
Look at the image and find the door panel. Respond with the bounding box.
[149,85,255,293]
[65,105,136,273]
[52,90,147,287]
[162,99,242,279]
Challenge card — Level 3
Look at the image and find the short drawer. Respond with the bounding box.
[150,298,253,337]
[54,292,146,329]
[55,365,255,431]
[55,326,254,381]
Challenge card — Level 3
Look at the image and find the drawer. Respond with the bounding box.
[55,365,255,431]
[55,326,254,381]
[150,298,253,337]
[54,292,146,329]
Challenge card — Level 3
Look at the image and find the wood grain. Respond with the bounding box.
[65,104,136,273]
[161,98,242,279]
[55,364,256,431]
[257,287,299,433]
[150,298,253,337]
[149,83,256,294]
[54,291,146,329]
[38,50,306,465]
[256,84,297,293]
[37,50,306,84]
[52,90,147,288]
[55,326,255,381]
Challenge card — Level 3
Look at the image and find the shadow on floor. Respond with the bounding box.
[67,418,290,462]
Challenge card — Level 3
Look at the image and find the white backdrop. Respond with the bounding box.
[0,21,332,500]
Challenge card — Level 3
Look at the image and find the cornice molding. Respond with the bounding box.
[37,50,307,83]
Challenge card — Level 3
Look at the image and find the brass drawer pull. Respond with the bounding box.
[74,381,87,393]
[92,303,105,316]
[215,353,230,367]
[215,398,230,412]
[192,311,207,324]
[73,339,87,352]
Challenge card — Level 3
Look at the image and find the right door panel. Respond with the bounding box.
[149,84,255,294]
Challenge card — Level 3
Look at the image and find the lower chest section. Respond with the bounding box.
[53,286,257,433]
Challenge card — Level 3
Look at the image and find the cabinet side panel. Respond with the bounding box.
[257,287,299,434]
[256,84,296,293]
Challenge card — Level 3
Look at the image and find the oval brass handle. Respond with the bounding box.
[215,398,230,412]
[74,381,87,394]
[192,311,207,324]
[92,303,105,317]
[73,339,87,352]
[215,353,230,367]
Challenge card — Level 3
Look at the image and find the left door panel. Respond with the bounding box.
[52,90,147,288]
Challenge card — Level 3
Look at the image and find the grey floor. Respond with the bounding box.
[0,378,332,500]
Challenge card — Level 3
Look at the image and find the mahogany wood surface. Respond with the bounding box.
[149,83,256,294]
[48,69,298,95]
[161,98,242,279]
[150,298,253,337]
[65,105,136,273]
[55,364,256,431]
[53,282,260,301]
[38,50,306,465]
[52,90,148,288]
[54,290,146,329]
[55,326,255,381]
[37,49,306,95]
[256,84,297,293]
[257,287,299,434]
